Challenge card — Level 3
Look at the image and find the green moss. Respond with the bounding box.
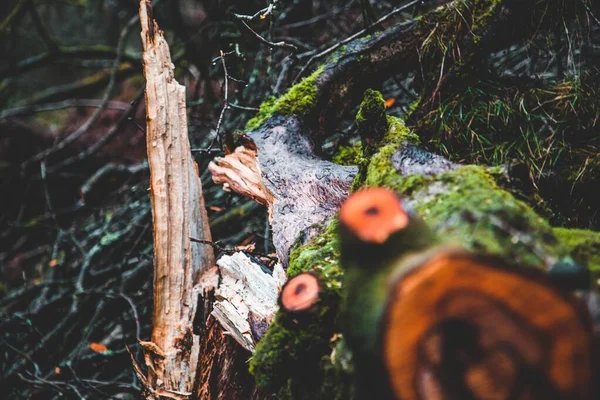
[287,220,343,286]
[329,45,348,63]
[251,301,354,399]
[355,89,385,128]
[361,116,419,188]
[554,227,600,270]
[404,95,422,119]
[364,120,566,268]
[249,312,332,396]
[355,89,390,157]
[350,116,420,192]
[471,0,504,34]
[251,221,347,396]
[332,143,363,166]
[411,166,566,267]
[244,96,277,131]
[245,65,325,130]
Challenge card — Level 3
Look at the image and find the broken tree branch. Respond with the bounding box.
[138,0,214,397]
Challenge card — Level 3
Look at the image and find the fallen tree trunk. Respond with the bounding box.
[206,0,600,398]
[217,90,600,399]
[135,0,600,398]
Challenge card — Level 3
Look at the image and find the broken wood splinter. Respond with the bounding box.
[339,187,409,244]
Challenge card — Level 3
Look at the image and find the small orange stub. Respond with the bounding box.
[279,272,321,313]
[339,188,409,244]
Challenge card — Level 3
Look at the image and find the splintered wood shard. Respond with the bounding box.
[209,145,274,208]
[211,252,286,352]
[139,0,214,395]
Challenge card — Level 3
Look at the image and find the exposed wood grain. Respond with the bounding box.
[193,318,266,400]
[208,145,274,209]
[211,252,286,352]
[382,250,595,400]
[139,0,214,396]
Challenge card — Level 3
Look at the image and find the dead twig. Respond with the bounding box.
[236,19,298,53]
[293,0,421,83]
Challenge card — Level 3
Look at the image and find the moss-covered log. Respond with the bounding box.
[206,0,600,398]
[248,95,600,398]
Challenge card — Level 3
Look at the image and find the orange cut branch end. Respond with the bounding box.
[279,272,321,313]
[339,187,409,244]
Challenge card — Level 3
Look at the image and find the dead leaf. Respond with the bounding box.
[89,342,108,353]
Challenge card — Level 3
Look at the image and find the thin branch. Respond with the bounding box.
[21,6,148,169]
[0,0,28,33]
[237,19,298,53]
[206,51,252,151]
[0,99,131,119]
[293,0,421,83]
[46,89,145,173]
[80,162,148,201]
[228,103,259,112]
[0,45,141,80]
[580,0,600,26]
[273,54,295,94]
[210,51,230,151]
[275,3,353,30]
[233,0,278,21]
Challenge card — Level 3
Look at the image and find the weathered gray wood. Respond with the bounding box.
[211,252,286,352]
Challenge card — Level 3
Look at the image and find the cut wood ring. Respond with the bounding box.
[279,272,321,313]
[339,187,409,244]
[381,250,595,400]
